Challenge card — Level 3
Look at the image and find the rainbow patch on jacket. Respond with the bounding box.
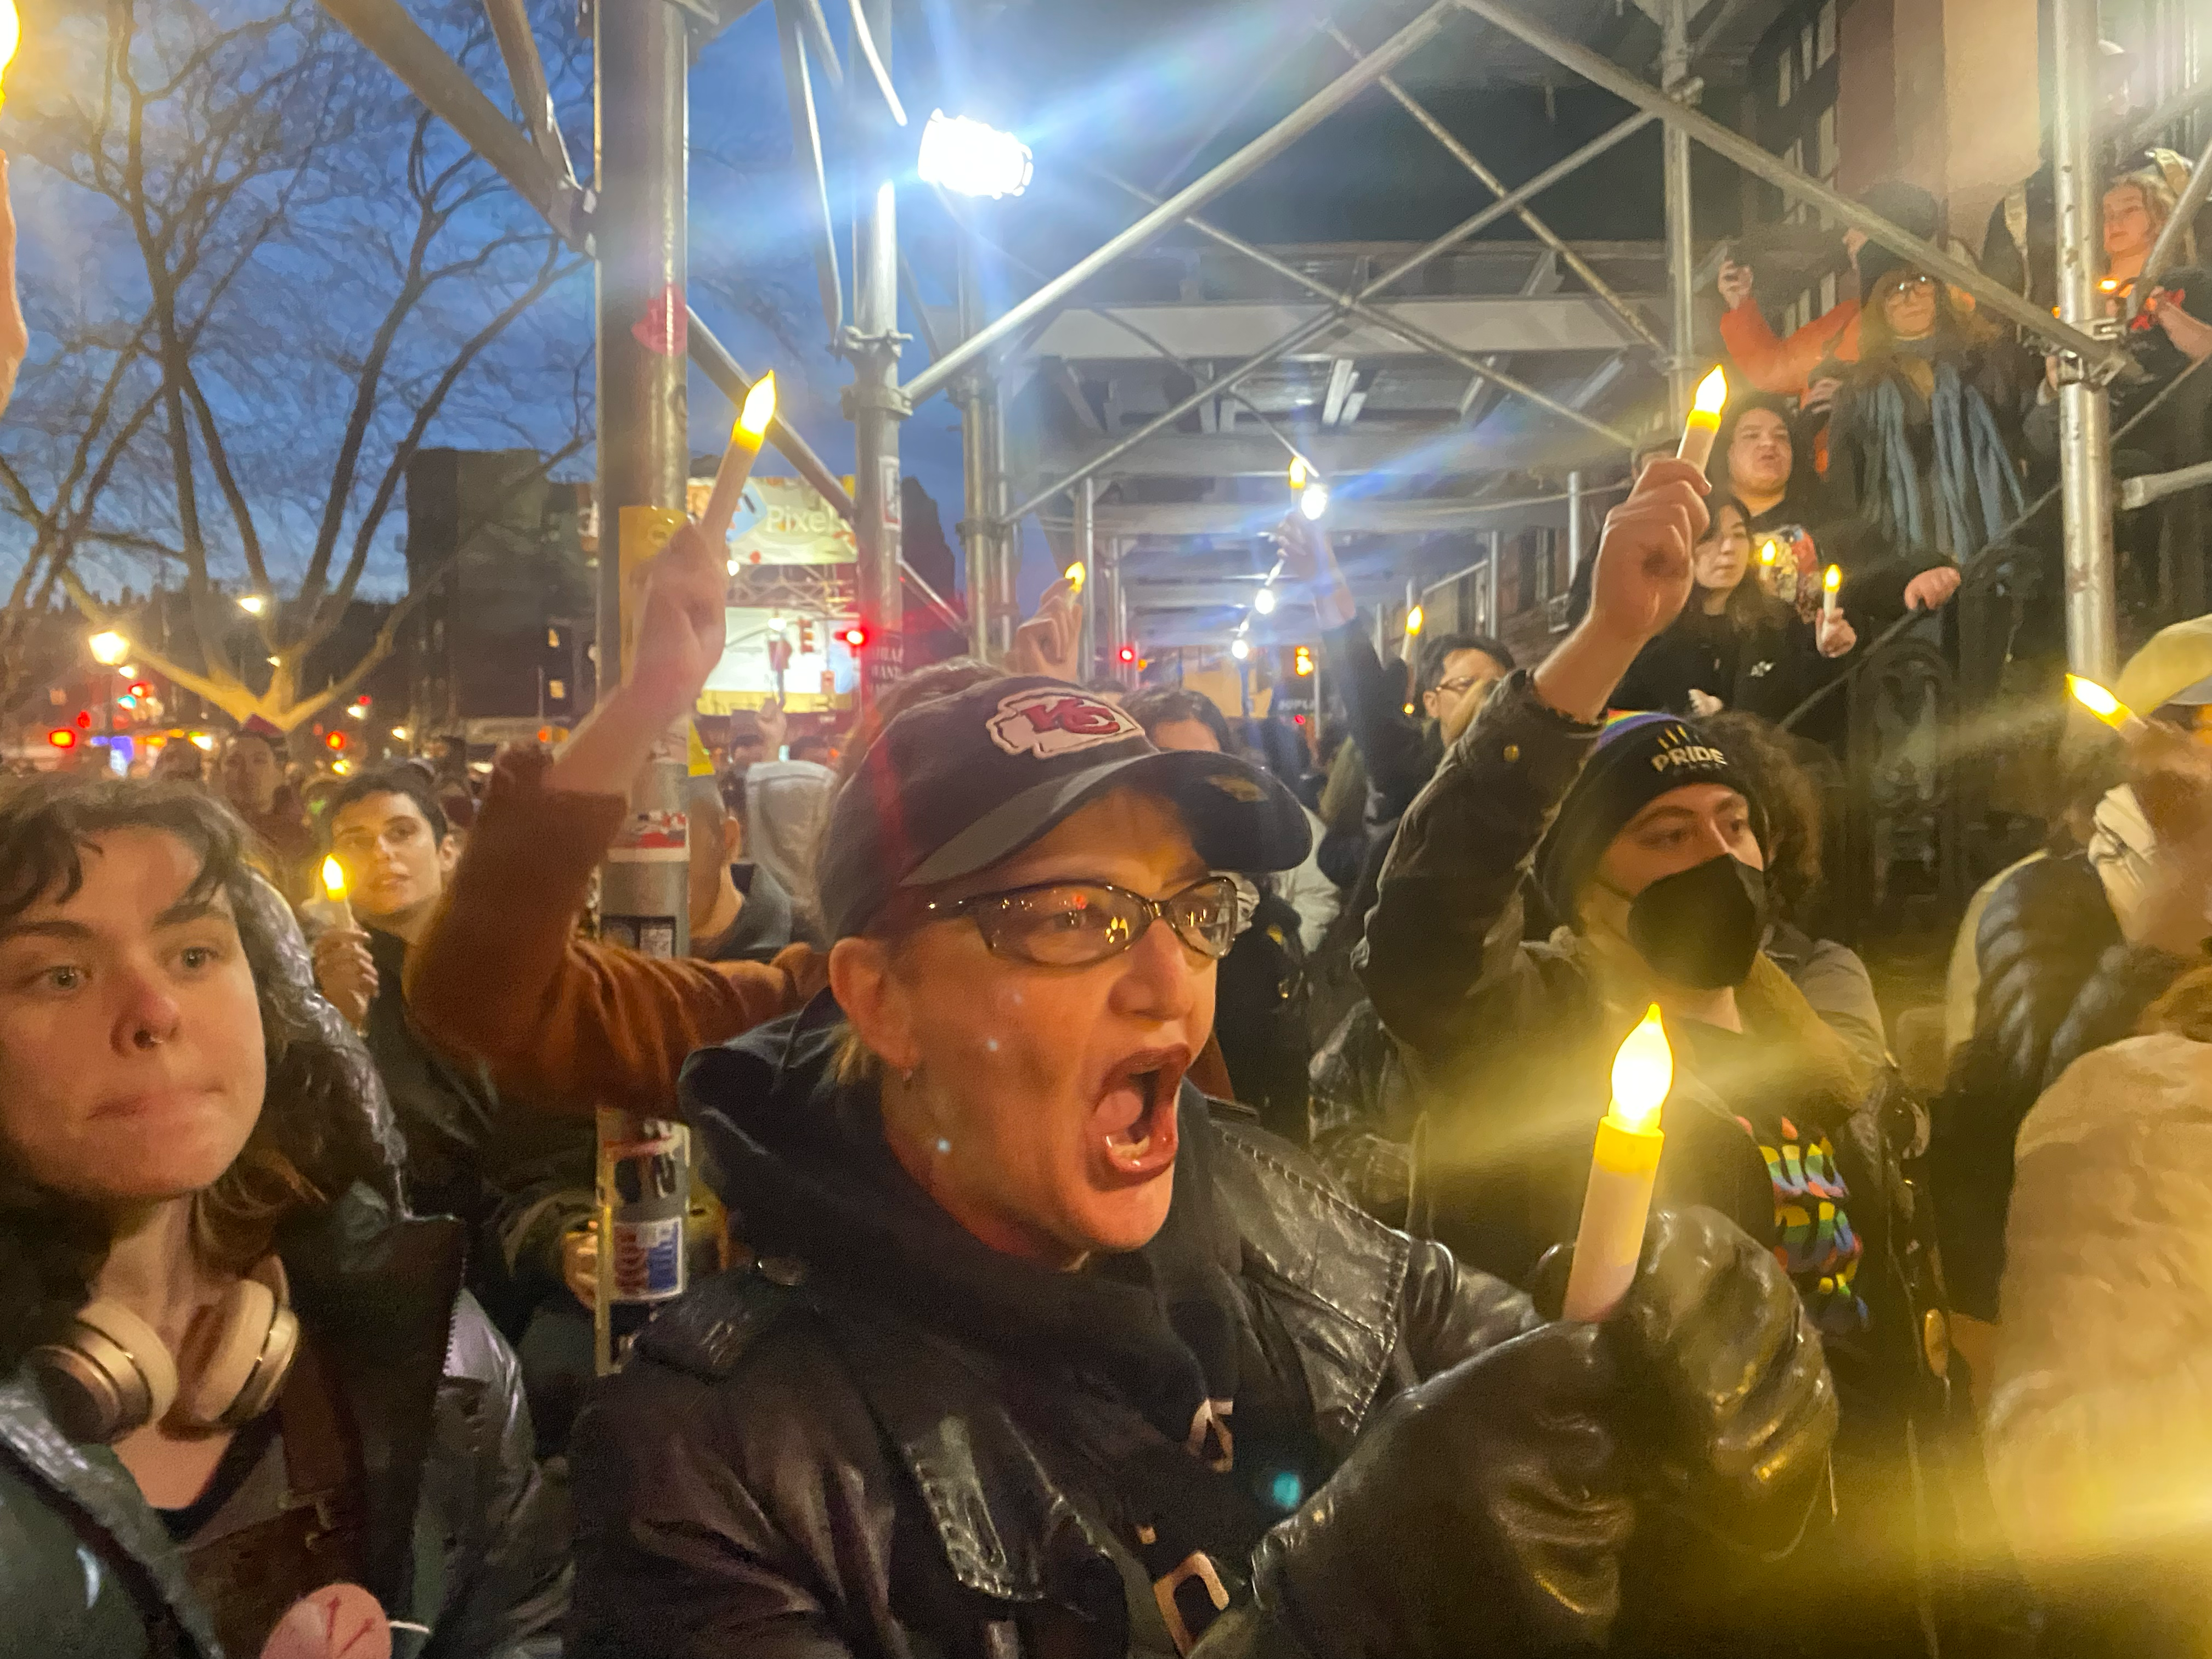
[1739,1113,1870,1334]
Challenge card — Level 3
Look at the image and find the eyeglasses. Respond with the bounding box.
[1433,675,1484,696]
[919,874,1240,966]
[1889,274,1939,295]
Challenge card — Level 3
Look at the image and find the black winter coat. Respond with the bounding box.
[0,1188,571,1659]
[1356,671,1968,1656]
[1611,597,1844,723]
[1931,851,2191,1321]
[568,1007,1791,1659]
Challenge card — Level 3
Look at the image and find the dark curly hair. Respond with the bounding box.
[0,776,392,1370]
[1699,710,1827,926]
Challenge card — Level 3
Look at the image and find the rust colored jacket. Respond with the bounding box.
[1719,295,1860,397]
[405,748,827,1119]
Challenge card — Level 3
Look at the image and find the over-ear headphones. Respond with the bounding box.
[29,1257,299,1444]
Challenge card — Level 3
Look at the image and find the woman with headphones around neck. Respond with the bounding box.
[0,777,568,1659]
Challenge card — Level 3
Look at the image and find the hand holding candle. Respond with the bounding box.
[699,373,778,547]
[2069,673,2150,741]
[1676,367,1729,474]
[1561,1005,1673,1323]
[307,855,354,933]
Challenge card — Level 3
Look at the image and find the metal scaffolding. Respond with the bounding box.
[318,0,2132,678]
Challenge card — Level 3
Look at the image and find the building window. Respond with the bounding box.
[1816,0,1836,65]
[548,679,567,702]
[1778,52,1793,106]
[547,627,562,649]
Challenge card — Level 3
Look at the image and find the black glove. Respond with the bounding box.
[1613,1205,1838,1542]
[1251,1321,1633,1659]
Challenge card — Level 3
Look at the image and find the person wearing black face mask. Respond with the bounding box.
[1356,468,1972,1659]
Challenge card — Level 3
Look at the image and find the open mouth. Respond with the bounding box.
[1092,1047,1190,1180]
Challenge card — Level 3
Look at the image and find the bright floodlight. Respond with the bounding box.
[1254,587,1277,615]
[238,593,268,615]
[918,110,1034,199]
[1230,637,1251,661]
[89,630,129,665]
[1299,482,1330,521]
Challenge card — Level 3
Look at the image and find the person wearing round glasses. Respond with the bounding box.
[563,511,1835,1658]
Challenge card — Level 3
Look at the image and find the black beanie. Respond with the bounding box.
[1533,713,1767,923]
[1854,181,1942,296]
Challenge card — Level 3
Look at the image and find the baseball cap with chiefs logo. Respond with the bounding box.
[817,676,1311,940]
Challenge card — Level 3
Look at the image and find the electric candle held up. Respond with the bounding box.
[1823,564,1842,620]
[0,0,20,113]
[305,856,354,933]
[1561,1005,1674,1323]
[2068,674,2149,740]
[1677,367,1729,473]
[700,373,778,545]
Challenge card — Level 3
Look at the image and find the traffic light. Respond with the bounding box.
[797,619,816,655]
[1116,643,1137,665]
[47,729,75,749]
[127,681,151,699]
[840,624,867,650]
[325,730,347,752]
[1294,645,1315,677]
[74,710,91,729]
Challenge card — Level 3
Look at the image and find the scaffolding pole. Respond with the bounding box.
[1660,0,1698,420]
[2053,0,2118,680]
[845,0,904,702]
[1075,479,1098,677]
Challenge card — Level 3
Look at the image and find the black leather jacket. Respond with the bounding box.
[568,1012,1567,1659]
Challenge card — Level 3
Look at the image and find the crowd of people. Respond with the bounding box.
[12,132,2212,1659]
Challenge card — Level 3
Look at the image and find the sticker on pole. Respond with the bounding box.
[608,808,689,862]
[632,283,687,358]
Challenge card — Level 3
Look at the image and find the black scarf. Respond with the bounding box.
[684,1008,1242,1464]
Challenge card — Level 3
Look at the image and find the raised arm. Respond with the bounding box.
[1359,461,1708,1063]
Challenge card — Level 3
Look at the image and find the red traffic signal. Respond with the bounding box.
[127,681,152,699]
[325,731,347,752]
[47,729,76,749]
[1116,643,1137,664]
[839,624,867,649]
[74,710,91,729]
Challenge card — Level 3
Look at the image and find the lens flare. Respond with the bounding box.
[917,110,1034,199]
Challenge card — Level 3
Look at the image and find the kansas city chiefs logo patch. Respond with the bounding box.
[987,688,1143,758]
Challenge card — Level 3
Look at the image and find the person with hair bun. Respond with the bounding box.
[0,777,568,1658]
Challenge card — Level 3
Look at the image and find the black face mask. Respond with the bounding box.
[1626,854,1767,990]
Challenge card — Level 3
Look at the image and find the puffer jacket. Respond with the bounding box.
[0,878,569,1659]
[1987,1026,2212,1654]
[567,1003,1825,1659]
[1931,850,2191,1320]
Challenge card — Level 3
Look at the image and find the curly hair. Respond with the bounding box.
[1699,710,1827,926]
[0,776,390,1371]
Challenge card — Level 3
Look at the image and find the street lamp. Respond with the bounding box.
[237,594,268,616]
[918,110,1034,199]
[1254,587,1277,616]
[1230,637,1251,661]
[89,630,129,665]
[1299,482,1331,522]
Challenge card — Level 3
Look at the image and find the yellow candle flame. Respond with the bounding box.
[320,856,347,902]
[2100,278,2120,294]
[0,0,21,84]
[1404,603,1424,636]
[1690,365,1728,421]
[1064,561,1085,590]
[736,373,777,440]
[2067,673,2132,729]
[1608,1004,1672,1135]
[1824,564,1841,594]
[1759,539,1778,566]
[1288,455,1310,491]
